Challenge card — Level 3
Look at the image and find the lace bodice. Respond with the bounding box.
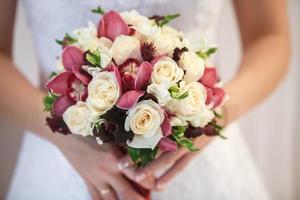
[21,0,224,84]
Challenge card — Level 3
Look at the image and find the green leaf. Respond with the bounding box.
[86,49,101,68]
[56,33,77,46]
[169,85,189,100]
[196,47,218,60]
[91,6,106,15]
[49,71,58,79]
[43,92,58,112]
[127,147,158,167]
[158,13,180,27]
[172,125,187,137]
[178,138,199,152]
[171,125,198,152]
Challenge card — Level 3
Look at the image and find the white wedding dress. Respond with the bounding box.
[7,0,271,199]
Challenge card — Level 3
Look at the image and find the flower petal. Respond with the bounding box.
[72,65,92,85]
[134,61,152,90]
[150,54,165,66]
[52,95,75,117]
[117,90,145,110]
[199,67,218,88]
[212,87,225,108]
[98,11,129,41]
[46,72,74,95]
[127,128,163,150]
[62,46,84,71]
[106,63,123,94]
[205,87,213,105]
[158,137,177,152]
[161,112,171,136]
[122,73,135,91]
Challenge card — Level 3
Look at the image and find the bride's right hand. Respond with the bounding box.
[57,135,145,200]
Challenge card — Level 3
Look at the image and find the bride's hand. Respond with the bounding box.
[57,135,145,200]
[119,135,213,191]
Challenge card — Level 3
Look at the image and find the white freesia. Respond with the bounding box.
[178,51,205,83]
[63,101,98,137]
[125,100,164,149]
[151,57,184,85]
[166,81,212,127]
[86,71,120,115]
[147,82,172,106]
[111,35,141,65]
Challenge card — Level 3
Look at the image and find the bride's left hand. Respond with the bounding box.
[119,135,214,191]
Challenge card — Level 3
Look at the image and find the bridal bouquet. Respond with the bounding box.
[43,7,226,167]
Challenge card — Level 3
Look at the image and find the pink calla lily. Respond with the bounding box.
[161,112,172,137]
[134,61,152,90]
[117,90,145,110]
[46,71,74,95]
[62,46,84,71]
[200,67,218,88]
[97,11,129,41]
[158,137,177,152]
[52,95,75,117]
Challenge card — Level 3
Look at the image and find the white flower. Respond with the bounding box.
[147,31,179,56]
[111,35,141,65]
[73,22,99,51]
[63,101,97,137]
[147,82,172,106]
[166,81,212,127]
[170,116,187,127]
[86,71,120,115]
[151,57,184,85]
[178,51,205,83]
[121,10,159,37]
[125,100,164,149]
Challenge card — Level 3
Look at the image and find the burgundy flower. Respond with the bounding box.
[97,11,129,41]
[46,116,71,135]
[199,67,219,88]
[205,87,225,108]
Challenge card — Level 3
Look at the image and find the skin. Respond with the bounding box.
[120,0,291,192]
[0,0,290,199]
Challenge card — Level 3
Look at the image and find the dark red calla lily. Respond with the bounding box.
[97,11,129,41]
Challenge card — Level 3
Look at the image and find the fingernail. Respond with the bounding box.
[118,160,129,170]
[135,173,146,182]
[156,183,166,191]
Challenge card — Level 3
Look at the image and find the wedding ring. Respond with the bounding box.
[100,188,111,195]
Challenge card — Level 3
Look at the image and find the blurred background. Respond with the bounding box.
[0,0,299,199]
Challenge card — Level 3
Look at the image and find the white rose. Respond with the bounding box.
[166,81,212,127]
[178,51,205,83]
[125,100,164,149]
[151,57,184,85]
[86,71,120,114]
[63,101,97,136]
[111,35,141,65]
[147,31,179,56]
[147,82,172,106]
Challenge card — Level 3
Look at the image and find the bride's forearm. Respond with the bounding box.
[224,34,290,124]
[0,53,65,145]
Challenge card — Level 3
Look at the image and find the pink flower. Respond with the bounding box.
[97,11,129,41]
[119,59,152,91]
[46,46,91,116]
[158,137,177,152]
[205,87,225,108]
[199,67,219,88]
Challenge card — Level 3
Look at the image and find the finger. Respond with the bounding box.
[136,149,187,181]
[156,153,196,191]
[118,155,135,170]
[86,181,102,200]
[121,164,157,190]
[110,174,145,200]
[100,185,118,200]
